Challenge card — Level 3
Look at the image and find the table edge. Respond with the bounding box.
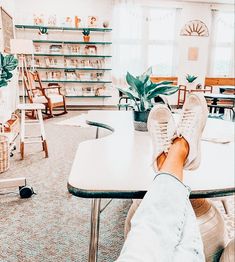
[67,182,235,199]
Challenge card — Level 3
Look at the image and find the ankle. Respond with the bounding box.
[172,137,189,160]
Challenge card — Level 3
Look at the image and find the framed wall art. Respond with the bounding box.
[0,7,14,53]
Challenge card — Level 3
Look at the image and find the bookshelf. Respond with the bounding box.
[15,24,114,106]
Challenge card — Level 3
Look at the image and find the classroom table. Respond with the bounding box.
[219,86,235,94]
[67,111,235,262]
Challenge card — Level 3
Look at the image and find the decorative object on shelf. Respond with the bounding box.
[48,15,57,26]
[186,74,198,91]
[82,86,95,96]
[33,14,44,26]
[88,16,98,27]
[63,16,73,27]
[180,20,209,37]
[38,27,48,40]
[82,29,90,42]
[95,86,106,96]
[49,44,63,53]
[65,70,77,80]
[103,21,109,28]
[74,16,81,28]
[117,67,178,131]
[85,45,97,55]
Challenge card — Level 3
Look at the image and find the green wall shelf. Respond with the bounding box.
[33,54,112,58]
[33,40,112,45]
[34,67,112,71]
[66,95,112,98]
[15,24,112,32]
[19,80,112,83]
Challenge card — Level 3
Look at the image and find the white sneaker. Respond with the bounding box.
[147,104,176,171]
[177,93,208,170]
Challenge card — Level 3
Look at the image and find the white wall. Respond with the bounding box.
[0,0,17,113]
[1,0,234,107]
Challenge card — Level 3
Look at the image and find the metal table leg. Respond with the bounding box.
[88,198,101,262]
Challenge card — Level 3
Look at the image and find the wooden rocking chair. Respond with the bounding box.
[23,70,67,117]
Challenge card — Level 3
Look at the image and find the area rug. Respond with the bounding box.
[55,113,90,127]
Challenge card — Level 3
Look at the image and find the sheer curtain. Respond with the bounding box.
[112,0,179,88]
[112,0,144,87]
[209,10,234,77]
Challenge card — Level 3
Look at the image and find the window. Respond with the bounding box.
[209,11,234,77]
[112,3,179,84]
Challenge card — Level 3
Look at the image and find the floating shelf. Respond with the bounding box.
[66,95,112,98]
[19,80,112,83]
[34,67,112,71]
[33,53,112,58]
[33,40,112,45]
[15,24,112,32]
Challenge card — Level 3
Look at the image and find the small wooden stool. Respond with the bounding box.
[18,103,48,159]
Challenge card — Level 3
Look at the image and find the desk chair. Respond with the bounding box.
[177,85,213,108]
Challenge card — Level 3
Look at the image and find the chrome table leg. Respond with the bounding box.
[88,198,101,262]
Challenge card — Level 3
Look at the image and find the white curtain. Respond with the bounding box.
[112,0,144,88]
[111,0,179,88]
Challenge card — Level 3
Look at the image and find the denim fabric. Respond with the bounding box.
[116,173,205,262]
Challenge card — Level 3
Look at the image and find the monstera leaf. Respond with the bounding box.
[0,53,18,88]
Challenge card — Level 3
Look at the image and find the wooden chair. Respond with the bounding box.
[177,85,213,108]
[23,70,67,117]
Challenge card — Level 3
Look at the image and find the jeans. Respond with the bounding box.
[116,173,205,262]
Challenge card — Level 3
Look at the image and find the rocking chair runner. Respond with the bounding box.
[23,70,67,117]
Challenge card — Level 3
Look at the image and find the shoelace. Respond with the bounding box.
[151,121,172,153]
[177,109,198,138]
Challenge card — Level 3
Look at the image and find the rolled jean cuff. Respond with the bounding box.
[154,172,191,194]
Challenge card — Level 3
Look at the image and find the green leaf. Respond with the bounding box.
[186,74,197,83]
[147,85,179,100]
[3,55,18,71]
[0,79,8,87]
[145,81,173,94]
[5,70,13,80]
[126,72,144,96]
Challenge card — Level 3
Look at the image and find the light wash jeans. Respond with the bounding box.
[116,173,205,262]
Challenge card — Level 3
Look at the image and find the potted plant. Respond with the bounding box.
[38,27,48,40]
[0,53,18,88]
[82,29,90,42]
[186,74,198,91]
[117,67,179,131]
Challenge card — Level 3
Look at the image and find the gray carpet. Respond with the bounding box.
[0,111,234,262]
[0,112,131,262]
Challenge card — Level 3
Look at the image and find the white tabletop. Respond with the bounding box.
[68,111,235,198]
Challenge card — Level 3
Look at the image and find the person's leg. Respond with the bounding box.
[116,137,197,261]
[116,94,208,262]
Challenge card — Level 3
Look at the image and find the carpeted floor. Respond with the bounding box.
[0,111,234,262]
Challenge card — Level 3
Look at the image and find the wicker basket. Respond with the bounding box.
[0,135,9,173]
